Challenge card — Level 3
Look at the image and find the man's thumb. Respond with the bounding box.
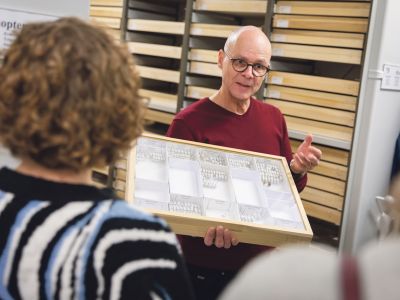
[303,134,313,147]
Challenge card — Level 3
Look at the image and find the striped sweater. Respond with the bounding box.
[0,168,194,300]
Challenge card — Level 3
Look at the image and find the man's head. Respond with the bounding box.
[0,18,145,171]
[217,26,272,102]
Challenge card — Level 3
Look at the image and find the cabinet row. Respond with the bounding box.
[89,0,371,228]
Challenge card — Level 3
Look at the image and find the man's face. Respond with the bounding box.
[218,34,271,102]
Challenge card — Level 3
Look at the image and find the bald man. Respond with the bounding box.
[167,26,322,299]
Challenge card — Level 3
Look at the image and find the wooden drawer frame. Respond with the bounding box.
[123,134,313,247]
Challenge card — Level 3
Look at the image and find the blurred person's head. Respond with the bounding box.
[389,174,400,233]
[0,17,144,172]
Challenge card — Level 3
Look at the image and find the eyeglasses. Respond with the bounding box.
[224,51,270,77]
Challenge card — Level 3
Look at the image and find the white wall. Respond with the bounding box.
[0,0,89,168]
[340,0,400,254]
[0,0,89,18]
[0,148,19,169]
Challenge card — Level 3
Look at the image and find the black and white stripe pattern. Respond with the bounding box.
[0,168,194,300]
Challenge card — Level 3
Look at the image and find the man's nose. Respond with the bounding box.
[242,65,254,78]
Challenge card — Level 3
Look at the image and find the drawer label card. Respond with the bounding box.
[267,89,281,99]
[272,33,287,42]
[277,6,292,14]
[270,76,284,85]
[276,19,289,28]
[272,48,284,56]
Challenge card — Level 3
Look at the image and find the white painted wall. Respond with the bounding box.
[0,0,89,18]
[0,0,89,168]
[340,0,400,254]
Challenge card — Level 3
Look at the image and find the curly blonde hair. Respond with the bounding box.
[0,17,144,171]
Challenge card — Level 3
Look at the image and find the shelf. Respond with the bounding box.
[285,116,353,145]
[265,86,357,111]
[302,200,341,225]
[145,109,175,124]
[114,158,127,170]
[114,168,127,181]
[194,0,267,15]
[91,0,123,6]
[273,15,368,33]
[189,49,218,63]
[271,29,364,49]
[90,6,123,18]
[267,99,355,127]
[190,23,240,38]
[312,160,348,181]
[189,61,221,77]
[127,19,185,35]
[128,42,182,59]
[267,71,360,96]
[301,186,343,211]
[91,180,108,189]
[91,16,121,29]
[113,179,126,191]
[275,1,370,17]
[92,166,109,175]
[140,89,177,113]
[136,66,180,83]
[129,1,177,15]
[186,85,218,99]
[104,29,121,40]
[271,43,362,64]
[308,173,345,196]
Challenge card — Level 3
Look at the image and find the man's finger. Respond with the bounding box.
[215,226,225,248]
[204,227,216,246]
[223,229,232,249]
[232,236,239,246]
[309,156,319,167]
[309,146,322,159]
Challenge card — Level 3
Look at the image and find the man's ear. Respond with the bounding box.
[217,49,224,69]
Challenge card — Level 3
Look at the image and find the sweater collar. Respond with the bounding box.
[206,97,254,117]
[0,167,115,202]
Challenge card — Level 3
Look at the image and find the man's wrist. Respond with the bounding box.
[290,159,305,178]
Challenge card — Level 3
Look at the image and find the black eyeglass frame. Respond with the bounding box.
[224,51,271,77]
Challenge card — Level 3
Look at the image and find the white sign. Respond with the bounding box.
[277,6,292,14]
[381,64,400,91]
[270,76,283,85]
[276,19,289,28]
[0,7,57,52]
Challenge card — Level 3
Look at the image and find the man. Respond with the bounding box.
[167,26,322,299]
[0,18,194,300]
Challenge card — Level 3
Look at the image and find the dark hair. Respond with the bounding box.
[0,17,145,171]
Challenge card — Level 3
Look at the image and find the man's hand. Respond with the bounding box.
[204,226,239,249]
[290,134,322,175]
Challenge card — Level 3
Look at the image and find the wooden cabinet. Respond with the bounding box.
[124,0,189,117]
[89,0,374,233]
[90,0,124,39]
[266,1,370,228]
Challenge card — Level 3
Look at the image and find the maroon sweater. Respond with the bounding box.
[166,97,307,270]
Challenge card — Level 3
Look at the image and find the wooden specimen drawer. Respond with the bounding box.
[124,134,313,247]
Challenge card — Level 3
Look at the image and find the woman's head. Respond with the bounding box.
[0,17,144,171]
